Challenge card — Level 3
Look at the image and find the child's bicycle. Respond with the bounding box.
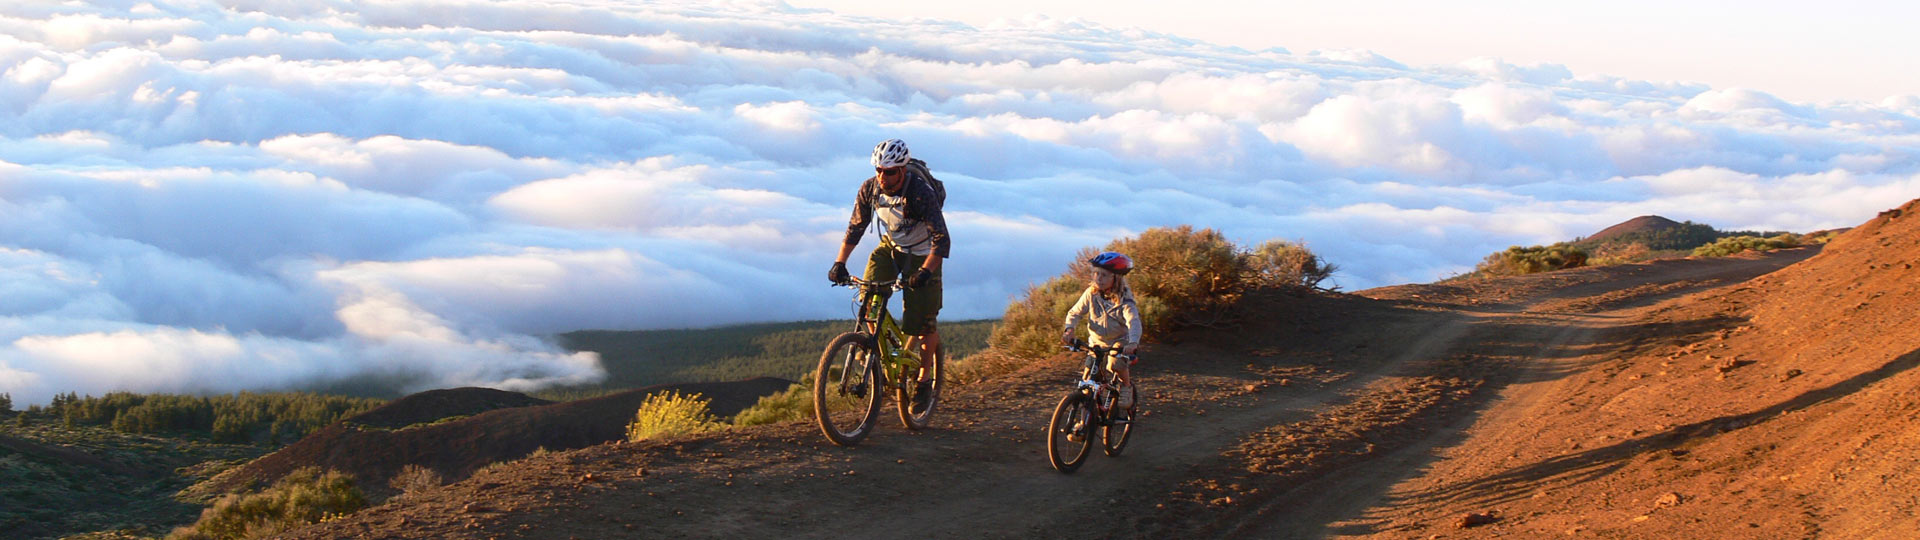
[812,276,944,446]
[1046,339,1138,473]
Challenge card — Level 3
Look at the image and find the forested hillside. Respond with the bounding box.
[549,319,994,399]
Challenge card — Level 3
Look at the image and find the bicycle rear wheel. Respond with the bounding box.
[1101,382,1137,457]
[814,332,883,447]
[1047,391,1094,473]
[897,342,943,430]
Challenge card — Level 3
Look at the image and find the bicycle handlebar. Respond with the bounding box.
[1065,338,1138,364]
[832,276,906,291]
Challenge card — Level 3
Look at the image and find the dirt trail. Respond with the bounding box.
[285,249,1814,540]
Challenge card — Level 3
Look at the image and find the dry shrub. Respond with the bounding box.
[388,464,442,497]
[625,391,723,442]
[1099,226,1245,327]
[1692,234,1800,257]
[1473,243,1589,276]
[167,467,367,540]
[984,226,1336,368]
[1245,239,1338,290]
[947,348,1033,385]
[731,381,811,427]
[986,275,1087,360]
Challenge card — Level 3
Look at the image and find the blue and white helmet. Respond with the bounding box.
[870,138,911,168]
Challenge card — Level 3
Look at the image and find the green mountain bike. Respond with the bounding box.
[813,276,944,446]
[1047,339,1138,473]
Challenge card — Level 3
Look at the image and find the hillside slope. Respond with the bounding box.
[191,378,791,499]
[1309,200,1920,538]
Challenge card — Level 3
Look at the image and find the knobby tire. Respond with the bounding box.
[814,332,882,447]
[1102,381,1137,457]
[897,342,943,430]
[1047,391,1094,473]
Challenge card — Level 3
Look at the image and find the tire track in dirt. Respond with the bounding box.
[1214,250,1816,539]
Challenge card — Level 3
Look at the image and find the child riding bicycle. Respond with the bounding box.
[1061,251,1141,414]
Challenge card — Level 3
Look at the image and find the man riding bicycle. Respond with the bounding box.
[1062,251,1142,413]
[828,138,949,412]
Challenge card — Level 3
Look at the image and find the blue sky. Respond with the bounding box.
[1,0,1917,404]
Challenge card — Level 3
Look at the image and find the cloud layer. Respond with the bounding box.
[2,0,1917,405]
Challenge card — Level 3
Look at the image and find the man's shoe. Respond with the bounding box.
[910,379,935,414]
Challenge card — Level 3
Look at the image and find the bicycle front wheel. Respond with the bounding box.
[1102,382,1137,457]
[1046,391,1094,473]
[897,341,943,430]
[814,332,883,447]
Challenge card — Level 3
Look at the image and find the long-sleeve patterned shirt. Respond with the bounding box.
[843,162,950,258]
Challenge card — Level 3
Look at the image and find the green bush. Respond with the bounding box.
[625,391,724,442]
[166,467,367,540]
[1692,234,1799,257]
[0,392,10,413]
[731,381,812,427]
[1472,243,1589,276]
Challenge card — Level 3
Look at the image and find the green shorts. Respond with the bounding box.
[865,247,941,336]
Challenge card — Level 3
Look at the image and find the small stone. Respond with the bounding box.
[1655,492,1683,508]
[1456,512,1498,528]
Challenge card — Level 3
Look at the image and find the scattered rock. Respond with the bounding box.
[1209,496,1234,506]
[1655,492,1683,508]
[1456,512,1499,528]
[1716,357,1750,373]
[1780,369,1804,382]
[462,502,491,514]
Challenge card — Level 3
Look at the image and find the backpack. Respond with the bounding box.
[905,158,945,207]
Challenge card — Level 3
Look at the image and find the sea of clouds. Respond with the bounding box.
[2,0,1917,405]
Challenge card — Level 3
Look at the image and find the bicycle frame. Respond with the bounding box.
[1068,340,1130,418]
[844,278,922,390]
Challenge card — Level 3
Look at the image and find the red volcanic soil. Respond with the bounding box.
[191,377,791,499]
[274,200,1918,539]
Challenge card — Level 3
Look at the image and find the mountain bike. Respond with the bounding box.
[1047,339,1138,473]
[813,276,944,446]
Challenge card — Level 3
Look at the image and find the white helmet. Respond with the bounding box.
[870,138,911,168]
